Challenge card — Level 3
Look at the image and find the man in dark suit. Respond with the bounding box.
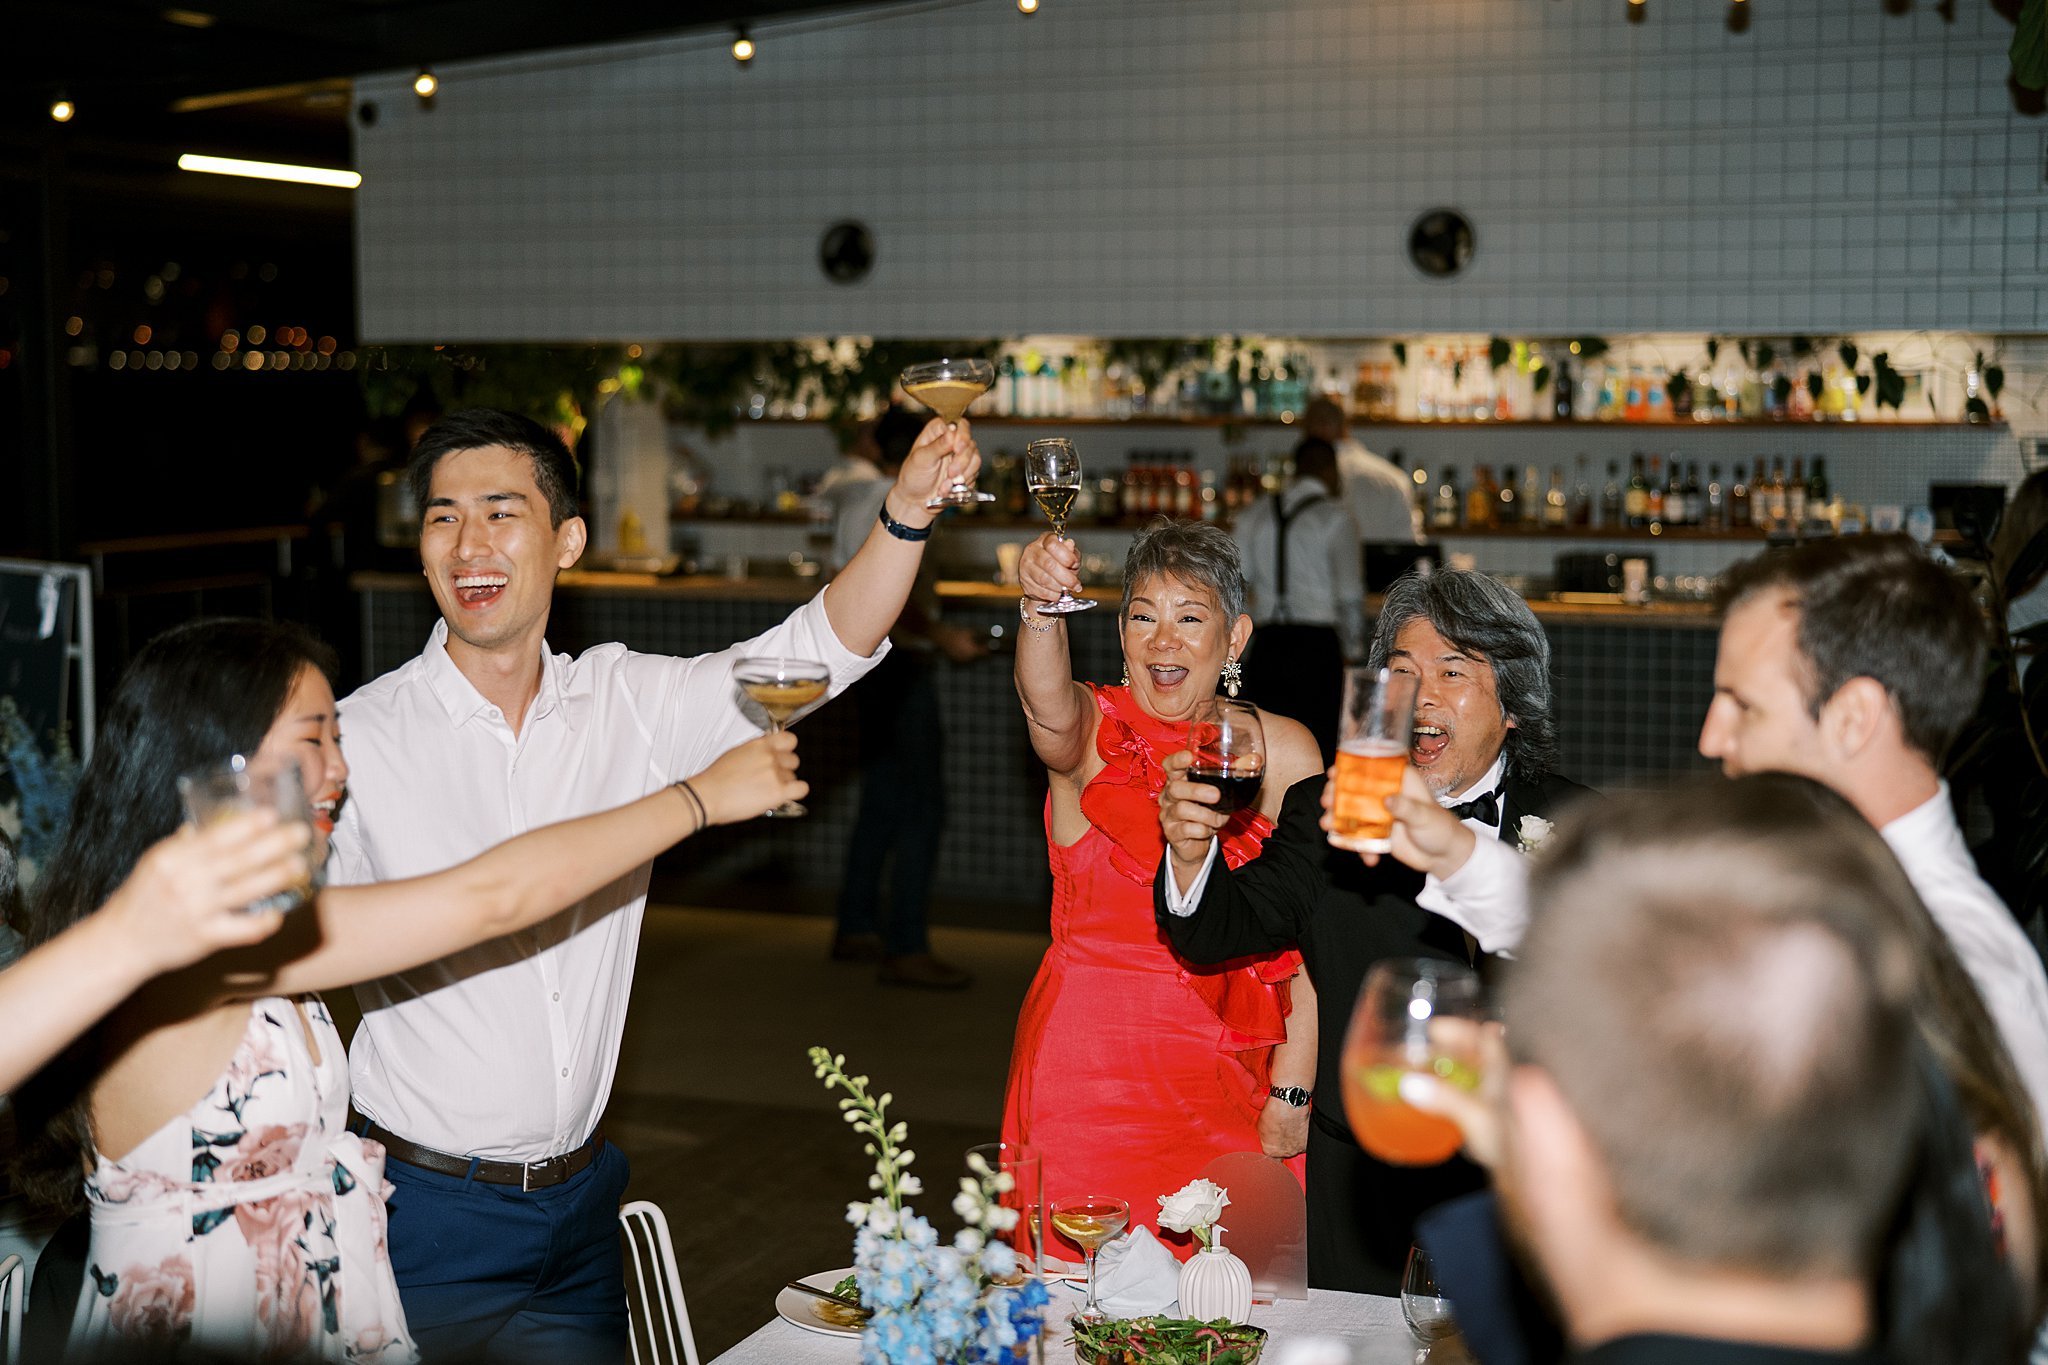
[1153,568,1589,1293]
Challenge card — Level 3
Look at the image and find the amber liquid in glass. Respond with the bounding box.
[1329,740,1407,852]
[904,378,988,423]
[1341,1046,1474,1166]
[741,677,828,726]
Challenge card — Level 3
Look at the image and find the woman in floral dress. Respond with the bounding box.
[14,619,802,1361]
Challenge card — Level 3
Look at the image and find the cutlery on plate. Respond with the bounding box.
[784,1280,867,1313]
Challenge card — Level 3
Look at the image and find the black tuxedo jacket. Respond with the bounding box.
[1153,766,1591,1108]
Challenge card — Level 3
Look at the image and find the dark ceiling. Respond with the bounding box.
[3,0,902,160]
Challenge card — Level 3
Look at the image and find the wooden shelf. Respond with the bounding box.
[728,415,2002,431]
[1432,524,1779,542]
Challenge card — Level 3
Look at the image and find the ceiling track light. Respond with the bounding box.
[732,28,755,64]
[50,91,75,123]
[177,153,361,189]
[413,67,438,100]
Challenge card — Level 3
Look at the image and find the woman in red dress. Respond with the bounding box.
[1002,520,1324,1260]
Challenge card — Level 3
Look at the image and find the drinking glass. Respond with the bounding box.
[1049,1194,1129,1324]
[732,655,830,817]
[176,754,321,914]
[966,1141,1046,1281]
[1341,958,1484,1167]
[901,358,996,509]
[1023,438,1095,614]
[1327,666,1420,853]
[1401,1244,1458,1343]
[1188,698,1265,816]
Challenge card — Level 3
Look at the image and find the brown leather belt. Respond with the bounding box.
[361,1119,605,1192]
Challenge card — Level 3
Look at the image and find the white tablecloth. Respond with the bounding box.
[712,1286,1421,1364]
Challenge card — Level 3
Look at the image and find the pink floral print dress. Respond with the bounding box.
[70,997,416,1363]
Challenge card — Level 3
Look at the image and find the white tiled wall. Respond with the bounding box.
[353,0,2048,341]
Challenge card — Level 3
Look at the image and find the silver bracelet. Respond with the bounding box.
[1017,597,1061,632]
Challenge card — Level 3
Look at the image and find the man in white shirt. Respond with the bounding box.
[1388,535,2048,1129]
[331,407,977,1360]
[1232,437,1364,762]
[1304,396,1419,546]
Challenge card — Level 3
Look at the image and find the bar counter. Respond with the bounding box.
[354,571,1717,913]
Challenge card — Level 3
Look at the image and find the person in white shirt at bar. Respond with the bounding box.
[1232,436,1365,763]
[1366,534,2048,1131]
[1303,396,1419,547]
[329,406,978,1361]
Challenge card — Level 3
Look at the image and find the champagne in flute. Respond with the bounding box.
[1023,437,1096,615]
[1049,1194,1129,1323]
[1328,667,1420,853]
[902,358,996,509]
[733,656,830,817]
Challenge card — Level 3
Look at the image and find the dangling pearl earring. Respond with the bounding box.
[1222,657,1243,698]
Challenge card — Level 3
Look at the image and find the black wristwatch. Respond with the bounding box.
[1267,1085,1313,1108]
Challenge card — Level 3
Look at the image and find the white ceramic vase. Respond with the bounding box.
[1177,1241,1252,1324]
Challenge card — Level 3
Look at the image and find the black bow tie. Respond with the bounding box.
[1445,790,1501,826]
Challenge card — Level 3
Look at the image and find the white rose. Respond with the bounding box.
[1156,1178,1230,1234]
[1517,815,1554,854]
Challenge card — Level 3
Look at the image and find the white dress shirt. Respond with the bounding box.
[1232,478,1366,658]
[331,591,883,1161]
[1417,781,2048,1127]
[1335,437,1422,545]
[1166,756,1504,916]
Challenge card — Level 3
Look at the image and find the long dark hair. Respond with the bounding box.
[11,618,336,1213]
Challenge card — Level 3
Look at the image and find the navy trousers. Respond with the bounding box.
[381,1140,631,1363]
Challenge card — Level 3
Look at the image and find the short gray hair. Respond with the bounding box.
[1366,569,1559,778]
[1119,519,1247,622]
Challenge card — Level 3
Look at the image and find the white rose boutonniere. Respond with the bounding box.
[1517,815,1555,855]
[1157,1178,1231,1248]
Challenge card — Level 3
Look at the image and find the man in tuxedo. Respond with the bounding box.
[1153,568,1589,1292]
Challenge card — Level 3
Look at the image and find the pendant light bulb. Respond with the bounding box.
[1018,0,1040,12]
[413,68,438,99]
[732,29,755,64]
[50,93,75,123]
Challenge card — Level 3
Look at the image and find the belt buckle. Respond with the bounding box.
[522,1160,543,1193]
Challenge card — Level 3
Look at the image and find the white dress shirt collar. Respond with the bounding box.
[1439,754,1505,809]
[419,618,570,731]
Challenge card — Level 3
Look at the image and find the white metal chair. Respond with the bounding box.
[0,1253,23,1365]
[620,1200,699,1365]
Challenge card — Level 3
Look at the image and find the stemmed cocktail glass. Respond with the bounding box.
[901,358,995,509]
[1049,1194,1128,1324]
[1024,437,1095,614]
[733,655,830,817]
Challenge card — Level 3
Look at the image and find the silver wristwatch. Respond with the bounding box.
[1267,1085,1313,1108]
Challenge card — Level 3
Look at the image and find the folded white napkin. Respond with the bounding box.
[1091,1225,1182,1318]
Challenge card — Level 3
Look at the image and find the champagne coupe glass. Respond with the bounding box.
[1341,958,1485,1167]
[901,358,996,509]
[1401,1244,1459,1344]
[1023,437,1095,614]
[732,655,830,817]
[1049,1194,1129,1324]
[177,754,321,914]
[1188,698,1265,816]
[1327,666,1420,853]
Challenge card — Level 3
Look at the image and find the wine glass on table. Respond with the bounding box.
[1049,1194,1128,1324]
[1341,958,1485,1167]
[1023,437,1096,614]
[901,358,996,509]
[732,655,830,817]
[1187,698,1264,815]
[1402,1244,1460,1346]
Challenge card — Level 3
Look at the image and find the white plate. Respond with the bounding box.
[775,1267,863,1338]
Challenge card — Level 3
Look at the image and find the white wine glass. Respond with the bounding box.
[732,655,830,817]
[1024,437,1095,615]
[1049,1194,1128,1324]
[902,358,996,509]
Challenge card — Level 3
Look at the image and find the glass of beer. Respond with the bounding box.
[901,358,996,509]
[176,754,321,914]
[733,655,831,817]
[1023,437,1096,614]
[1188,698,1265,815]
[1341,958,1484,1166]
[1328,666,1420,853]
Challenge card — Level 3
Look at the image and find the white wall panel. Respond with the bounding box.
[354,0,2048,341]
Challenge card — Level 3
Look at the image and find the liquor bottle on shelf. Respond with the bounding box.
[1705,464,1726,532]
[1645,456,1666,526]
[1467,466,1497,528]
[1601,460,1623,529]
[1544,466,1568,528]
[1497,469,1520,526]
[1683,462,1701,528]
[1646,367,1668,423]
[1730,463,1752,530]
[1807,458,1830,528]
[1434,468,1462,530]
[1786,458,1808,528]
[1554,362,1575,420]
[1570,456,1593,527]
[1766,457,1788,528]
[1624,455,1649,529]
[1518,466,1542,526]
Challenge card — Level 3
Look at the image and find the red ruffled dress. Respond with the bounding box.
[1000,685,1306,1261]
